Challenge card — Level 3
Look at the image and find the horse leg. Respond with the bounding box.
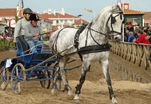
[74,61,90,102]
[51,57,73,99]
[51,67,60,95]
[100,60,117,104]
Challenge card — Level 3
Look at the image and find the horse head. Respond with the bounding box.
[90,5,124,41]
[108,5,124,39]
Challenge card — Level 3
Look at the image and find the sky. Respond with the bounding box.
[0,0,150,22]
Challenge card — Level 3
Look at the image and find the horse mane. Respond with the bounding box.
[93,5,122,22]
[90,5,123,34]
[112,5,123,13]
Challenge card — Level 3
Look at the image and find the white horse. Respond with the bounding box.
[48,5,124,104]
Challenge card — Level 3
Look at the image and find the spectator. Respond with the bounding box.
[143,28,151,44]
[134,23,140,34]
[148,26,151,36]
[127,31,135,42]
[124,22,129,32]
[124,30,129,42]
[127,22,134,32]
[133,30,150,44]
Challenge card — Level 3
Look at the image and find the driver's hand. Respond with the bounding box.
[33,33,39,37]
[13,39,16,43]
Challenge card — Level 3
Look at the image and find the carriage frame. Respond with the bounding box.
[0,35,80,94]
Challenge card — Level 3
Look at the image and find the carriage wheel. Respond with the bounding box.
[39,70,51,89]
[55,75,66,92]
[55,70,67,92]
[0,67,10,90]
[11,63,25,94]
[51,65,66,91]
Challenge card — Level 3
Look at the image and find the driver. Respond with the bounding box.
[24,13,43,53]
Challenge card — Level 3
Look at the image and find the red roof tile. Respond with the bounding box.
[0,18,6,22]
[41,13,77,19]
[74,19,89,25]
[41,13,89,25]
[0,8,17,16]
[33,12,52,23]
[144,12,151,20]
[124,9,144,15]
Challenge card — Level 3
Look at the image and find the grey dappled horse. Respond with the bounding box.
[49,5,123,104]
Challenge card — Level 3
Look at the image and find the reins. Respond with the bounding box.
[87,22,107,36]
[86,22,108,46]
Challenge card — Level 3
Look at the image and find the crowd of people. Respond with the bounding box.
[124,22,151,45]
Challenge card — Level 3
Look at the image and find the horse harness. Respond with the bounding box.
[109,13,123,34]
[74,23,111,61]
[53,9,123,61]
[74,11,123,60]
[52,25,111,61]
[74,10,123,60]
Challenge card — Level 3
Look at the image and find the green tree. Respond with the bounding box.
[15,15,19,23]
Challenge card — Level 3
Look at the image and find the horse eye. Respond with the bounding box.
[122,20,125,24]
[111,17,116,24]
[120,14,122,20]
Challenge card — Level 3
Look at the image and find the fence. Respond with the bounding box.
[109,41,151,70]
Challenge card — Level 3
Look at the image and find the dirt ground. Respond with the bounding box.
[0,50,151,104]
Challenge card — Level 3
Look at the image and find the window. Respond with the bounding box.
[127,17,141,26]
[56,20,59,24]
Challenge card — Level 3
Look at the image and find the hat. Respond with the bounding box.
[144,29,148,33]
[29,14,39,21]
[23,8,33,14]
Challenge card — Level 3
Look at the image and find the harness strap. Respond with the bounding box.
[74,24,88,48]
[78,43,111,54]
[87,22,107,36]
[52,27,72,54]
[74,24,88,61]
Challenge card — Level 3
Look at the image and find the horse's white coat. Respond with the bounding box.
[49,5,123,104]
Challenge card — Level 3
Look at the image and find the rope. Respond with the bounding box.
[24,45,74,72]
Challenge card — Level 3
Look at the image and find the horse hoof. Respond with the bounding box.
[68,95,74,100]
[74,99,80,103]
[74,94,80,102]
[112,97,118,104]
[51,89,57,96]
[68,90,73,100]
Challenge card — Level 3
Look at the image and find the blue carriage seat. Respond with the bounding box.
[16,35,30,55]
[15,35,54,64]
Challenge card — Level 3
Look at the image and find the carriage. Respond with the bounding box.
[0,35,77,94]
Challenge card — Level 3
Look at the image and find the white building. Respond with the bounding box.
[41,8,89,30]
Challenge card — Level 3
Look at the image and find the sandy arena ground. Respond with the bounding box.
[0,50,151,104]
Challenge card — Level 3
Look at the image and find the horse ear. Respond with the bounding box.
[117,1,122,9]
[112,3,115,10]
[112,5,123,13]
[111,3,116,12]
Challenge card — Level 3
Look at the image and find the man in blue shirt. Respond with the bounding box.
[127,31,134,42]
